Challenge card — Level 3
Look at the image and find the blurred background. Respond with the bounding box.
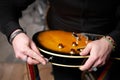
[0,0,53,80]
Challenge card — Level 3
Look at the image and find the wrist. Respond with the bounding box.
[102,36,115,51]
[9,29,26,45]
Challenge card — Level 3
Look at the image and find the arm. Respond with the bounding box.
[0,0,35,40]
[108,6,120,52]
[0,0,47,65]
[79,5,120,71]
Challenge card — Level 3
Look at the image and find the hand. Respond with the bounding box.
[12,32,47,65]
[79,37,113,71]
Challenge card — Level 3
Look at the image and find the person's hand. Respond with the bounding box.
[12,32,47,65]
[79,37,113,71]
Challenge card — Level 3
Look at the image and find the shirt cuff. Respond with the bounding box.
[2,21,23,42]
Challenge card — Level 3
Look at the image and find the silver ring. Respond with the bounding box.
[23,56,28,62]
[92,67,97,71]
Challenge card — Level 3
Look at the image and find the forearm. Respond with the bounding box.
[0,1,22,41]
[107,4,120,51]
[0,0,34,42]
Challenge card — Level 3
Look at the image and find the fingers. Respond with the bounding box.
[79,40,111,71]
[24,47,47,65]
[30,42,46,63]
[80,55,96,71]
[79,42,103,71]
[30,42,41,56]
[80,52,106,71]
[12,33,47,65]
[23,41,47,65]
[27,56,40,64]
[79,43,93,71]
[16,52,28,62]
[15,49,40,64]
[15,45,47,65]
[88,59,103,71]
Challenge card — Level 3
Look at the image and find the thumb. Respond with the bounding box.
[80,44,91,56]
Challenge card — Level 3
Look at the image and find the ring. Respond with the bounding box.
[23,56,28,62]
[91,67,97,71]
